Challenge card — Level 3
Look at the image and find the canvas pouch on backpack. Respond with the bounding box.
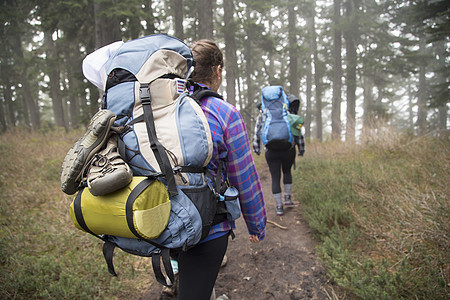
[260,85,293,150]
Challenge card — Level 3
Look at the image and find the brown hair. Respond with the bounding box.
[190,39,224,85]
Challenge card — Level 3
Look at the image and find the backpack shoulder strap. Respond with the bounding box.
[190,83,223,104]
[139,83,178,197]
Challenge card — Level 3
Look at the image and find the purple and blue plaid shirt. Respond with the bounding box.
[197,90,266,241]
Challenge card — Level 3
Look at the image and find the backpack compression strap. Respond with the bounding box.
[139,83,178,197]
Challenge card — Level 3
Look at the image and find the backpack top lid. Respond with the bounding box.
[261,85,284,101]
[260,85,289,112]
[104,34,194,85]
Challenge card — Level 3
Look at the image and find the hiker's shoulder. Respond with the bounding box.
[201,95,239,119]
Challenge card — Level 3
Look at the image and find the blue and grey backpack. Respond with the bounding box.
[74,34,238,287]
[259,85,293,150]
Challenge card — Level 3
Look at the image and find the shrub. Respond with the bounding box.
[295,130,449,299]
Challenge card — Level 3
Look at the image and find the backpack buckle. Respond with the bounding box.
[140,84,151,105]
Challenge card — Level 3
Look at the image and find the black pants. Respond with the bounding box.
[265,147,296,194]
[176,232,229,300]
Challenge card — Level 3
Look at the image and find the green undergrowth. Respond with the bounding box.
[294,131,449,299]
[0,129,154,299]
[1,128,448,299]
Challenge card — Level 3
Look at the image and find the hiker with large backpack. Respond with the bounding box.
[168,39,266,299]
[62,35,266,300]
[252,86,305,216]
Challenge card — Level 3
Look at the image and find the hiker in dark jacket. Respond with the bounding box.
[170,39,266,300]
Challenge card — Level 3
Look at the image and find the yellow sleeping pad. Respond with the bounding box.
[69,176,170,240]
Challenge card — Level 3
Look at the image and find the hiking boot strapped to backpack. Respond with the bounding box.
[60,110,116,195]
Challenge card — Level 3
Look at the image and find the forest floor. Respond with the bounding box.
[141,161,341,300]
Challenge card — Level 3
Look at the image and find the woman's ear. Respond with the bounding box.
[215,65,222,79]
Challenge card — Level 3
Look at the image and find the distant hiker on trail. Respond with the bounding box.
[253,86,305,216]
[169,39,266,300]
[286,93,306,159]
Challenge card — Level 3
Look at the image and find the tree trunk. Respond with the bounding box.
[223,0,237,106]
[416,35,427,134]
[12,31,40,129]
[332,0,342,140]
[197,0,214,39]
[407,82,414,128]
[288,0,299,98]
[435,41,447,130]
[0,93,6,132]
[89,85,100,118]
[173,0,184,40]
[310,2,322,141]
[1,74,16,128]
[304,7,313,139]
[145,1,156,35]
[91,0,121,114]
[245,9,256,134]
[93,0,122,49]
[22,78,40,130]
[128,4,141,40]
[344,0,356,143]
[267,13,276,84]
[64,46,80,129]
[44,30,67,130]
[305,29,313,139]
[362,74,373,134]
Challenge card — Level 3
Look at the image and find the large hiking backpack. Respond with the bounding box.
[259,85,293,150]
[73,34,236,287]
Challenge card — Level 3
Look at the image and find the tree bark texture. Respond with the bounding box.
[12,31,40,129]
[288,0,299,98]
[197,0,214,39]
[44,30,67,130]
[224,0,237,107]
[416,36,427,134]
[245,9,256,134]
[145,1,156,35]
[332,0,342,140]
[344,0,356,143]
[93,0,122,49]
[310,2,322,141]
[173,0,184,40]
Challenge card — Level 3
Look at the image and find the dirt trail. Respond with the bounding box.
[143,161,337,300]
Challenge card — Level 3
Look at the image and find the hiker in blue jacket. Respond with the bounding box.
[252,90,305,216]
[169,39,266,300]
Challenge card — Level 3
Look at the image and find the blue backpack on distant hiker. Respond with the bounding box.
[61,34,238,287]
[259,85,293,150]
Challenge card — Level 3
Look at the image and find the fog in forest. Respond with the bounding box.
[1,0,448,140]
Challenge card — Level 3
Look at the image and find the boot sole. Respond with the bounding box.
[60,110,116,195]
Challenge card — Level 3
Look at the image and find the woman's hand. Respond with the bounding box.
[249,235,260,243]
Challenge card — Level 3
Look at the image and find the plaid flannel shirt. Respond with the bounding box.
[197,90,266,241]
[252,112,263,155]
[296,134,305,156]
